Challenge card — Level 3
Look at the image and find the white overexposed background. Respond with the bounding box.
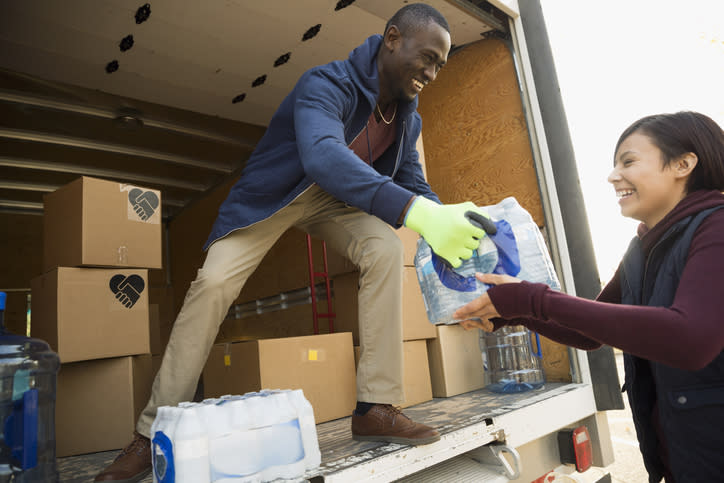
[540,0,724,284]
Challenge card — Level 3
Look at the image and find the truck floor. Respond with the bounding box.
[58,382,580,482]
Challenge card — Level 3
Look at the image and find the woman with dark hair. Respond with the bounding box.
[453,111,724,483]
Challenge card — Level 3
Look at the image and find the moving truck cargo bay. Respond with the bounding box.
[0,1,621,481]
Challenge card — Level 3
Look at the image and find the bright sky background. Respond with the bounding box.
[539,0,724,284]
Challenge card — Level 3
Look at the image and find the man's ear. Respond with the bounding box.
[675,152,698,178]
[384,25,402,51]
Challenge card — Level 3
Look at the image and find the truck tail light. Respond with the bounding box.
[557,426,592,472]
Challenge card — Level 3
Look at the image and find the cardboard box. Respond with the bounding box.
[401,339,433,407]
[354,340,432,408]
[391,226,420,267]
[152,354,162,379]
[427,325,486,397]
[43,176,162,271]
[333,268,436,344]
[149,303,162,355]
[401,267,437,340]
[203,332,356,423]
[31,267,150,363]
[56,355,153,457]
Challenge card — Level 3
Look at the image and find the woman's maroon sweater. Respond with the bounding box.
[487,189,724,371]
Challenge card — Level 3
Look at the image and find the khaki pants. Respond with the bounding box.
[137,185,405,436]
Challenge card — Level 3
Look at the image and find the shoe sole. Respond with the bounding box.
[95,467,151,483]
[352,433,441,446]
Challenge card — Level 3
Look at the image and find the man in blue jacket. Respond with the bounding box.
[97,4,487,481]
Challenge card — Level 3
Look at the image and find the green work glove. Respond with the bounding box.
[404,197,490,268]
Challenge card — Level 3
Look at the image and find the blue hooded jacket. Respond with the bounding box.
[204,34,440,249]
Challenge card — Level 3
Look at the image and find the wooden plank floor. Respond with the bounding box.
[58,383,576,482]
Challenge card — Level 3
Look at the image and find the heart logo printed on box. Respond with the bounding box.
[109,274,146,308]
[128,188,160,221]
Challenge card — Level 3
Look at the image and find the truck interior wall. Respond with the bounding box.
[0,212,41,334]
[417,37,571,383]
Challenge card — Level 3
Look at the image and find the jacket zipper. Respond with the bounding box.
[390,120,405,178]
[641,237,666,304]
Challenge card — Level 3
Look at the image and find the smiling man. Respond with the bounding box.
[96,4,489,482]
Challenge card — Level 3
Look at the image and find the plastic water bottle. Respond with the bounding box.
[414,197,561,325]
[150,389,320,482]
[480,325,545,393]
[0,291,60,482]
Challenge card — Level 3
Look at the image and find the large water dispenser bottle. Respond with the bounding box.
[0,292,60,482]
[480,325,545,393]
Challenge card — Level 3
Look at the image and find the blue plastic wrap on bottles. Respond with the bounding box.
[150,389,321,483]
[413,197,561,326]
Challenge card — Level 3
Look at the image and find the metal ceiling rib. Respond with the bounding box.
[0,179,186,208]
[0,89,257,149]
[0,157,207,192]
[0,128,234,173]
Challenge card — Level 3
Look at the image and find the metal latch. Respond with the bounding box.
[470,443,522,480]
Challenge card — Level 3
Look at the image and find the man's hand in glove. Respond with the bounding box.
[404,196,490,268]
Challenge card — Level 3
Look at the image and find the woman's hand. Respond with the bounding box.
[454,273,521,331]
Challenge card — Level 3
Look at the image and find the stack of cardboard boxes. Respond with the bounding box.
[31,176,161,457]
[333,225,488,406]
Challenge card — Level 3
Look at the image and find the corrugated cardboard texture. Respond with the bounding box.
[391,225,420,267]
[31,267,150,362]
[427,325,486,397]
[56,355,153,457]
[401,267,437,340]
[355,340,432,408]
[539,335,573,382]
[203,332,356,423]
[332,268,436,344]
[42,177,83,272]
[402,339,433,407]
[43,176,162,271]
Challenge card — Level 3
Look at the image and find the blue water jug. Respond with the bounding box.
[0,292,60,482]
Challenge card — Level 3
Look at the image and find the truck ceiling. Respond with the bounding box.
[0,1,508,219]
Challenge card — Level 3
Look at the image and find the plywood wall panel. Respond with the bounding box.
[418,38,544,226]
[418,38,570,382]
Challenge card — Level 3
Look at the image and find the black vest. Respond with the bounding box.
[620,207,724,483]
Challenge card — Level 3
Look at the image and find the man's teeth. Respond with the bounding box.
[617,189,635,198]
[413,79,424,90]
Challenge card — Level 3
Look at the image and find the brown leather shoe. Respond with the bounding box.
[351,404,440,446]
[94,431,152,482]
